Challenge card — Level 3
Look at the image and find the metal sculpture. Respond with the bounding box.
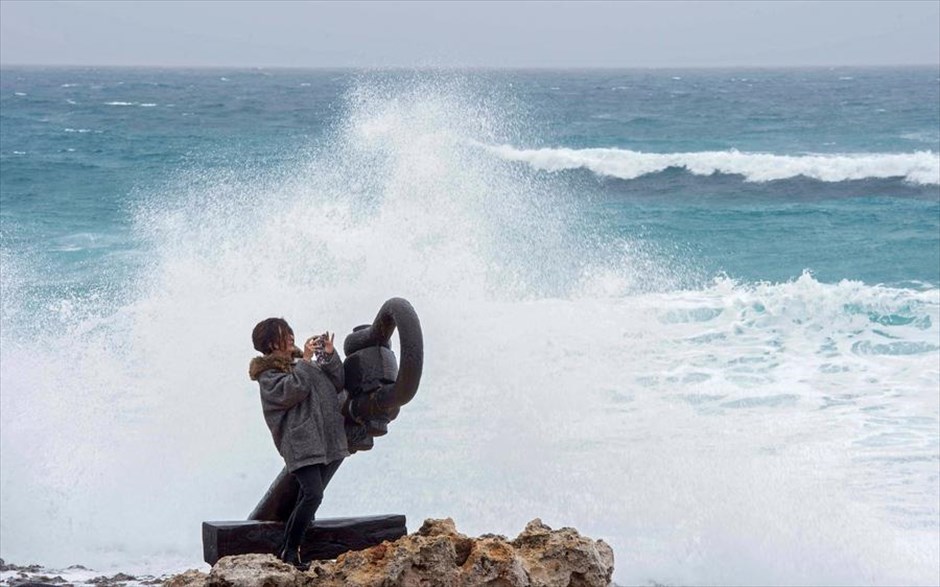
[342,297,424,450]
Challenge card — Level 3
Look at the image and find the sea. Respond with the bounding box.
[1,66,938,586]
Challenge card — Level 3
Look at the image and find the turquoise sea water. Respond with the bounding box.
[2,68,939,289]
[1,67,939,585]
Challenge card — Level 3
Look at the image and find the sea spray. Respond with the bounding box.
[0,75,586,569]
[1,74,938,586]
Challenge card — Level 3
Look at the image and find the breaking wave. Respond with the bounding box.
[490,145,940,185]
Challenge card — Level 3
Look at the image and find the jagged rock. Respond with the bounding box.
[312,520,462,587]
[459,535,529,585]
[89,572,138,585]
[511,519,615,587]
[165,518,614,587]
[164,568,209,587]
[206,554,301,587]
[0,559,44,573]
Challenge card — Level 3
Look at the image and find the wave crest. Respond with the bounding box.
[490,145,940,185]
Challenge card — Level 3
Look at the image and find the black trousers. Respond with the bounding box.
[282,458,344,557]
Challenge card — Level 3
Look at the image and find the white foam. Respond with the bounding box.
[139,103,158,107]
[901,131,940,144]
[104,101,136,106]
[0,561,186,586]
[490,145,940,185]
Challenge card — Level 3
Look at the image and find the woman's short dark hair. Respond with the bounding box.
[252,318,292,354]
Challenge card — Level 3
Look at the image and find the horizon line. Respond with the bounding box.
[2,62,939,71]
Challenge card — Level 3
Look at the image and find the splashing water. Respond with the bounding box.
[1,76,938,586]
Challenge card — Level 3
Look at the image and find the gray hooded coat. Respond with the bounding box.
[249,349,350,471]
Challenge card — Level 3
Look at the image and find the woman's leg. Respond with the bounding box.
[281,461,342,562]
[279,481,306,556]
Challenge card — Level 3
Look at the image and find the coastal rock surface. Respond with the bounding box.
[166,518,614,587]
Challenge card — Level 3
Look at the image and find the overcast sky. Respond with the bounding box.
[1,1,938,68]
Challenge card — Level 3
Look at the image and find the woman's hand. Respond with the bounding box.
[320,332,335,356]
[304,332,335,362]
[303,336,319,361]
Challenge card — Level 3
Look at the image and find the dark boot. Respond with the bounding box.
[279,546,310,571]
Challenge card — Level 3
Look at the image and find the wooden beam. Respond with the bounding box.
[202,515,407,565]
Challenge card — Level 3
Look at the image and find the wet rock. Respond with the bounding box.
[0,559,44,573]
[6,577,67,587]
[89,573,138,585]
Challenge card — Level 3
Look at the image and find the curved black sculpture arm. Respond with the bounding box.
[344,297,423,413]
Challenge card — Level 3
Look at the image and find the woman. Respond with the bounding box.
[249,317,349,569]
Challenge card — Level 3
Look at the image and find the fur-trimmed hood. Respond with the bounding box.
[249,347,303,381]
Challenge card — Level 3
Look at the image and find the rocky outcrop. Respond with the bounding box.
[166,518,614,587]
[166,569,211,587]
